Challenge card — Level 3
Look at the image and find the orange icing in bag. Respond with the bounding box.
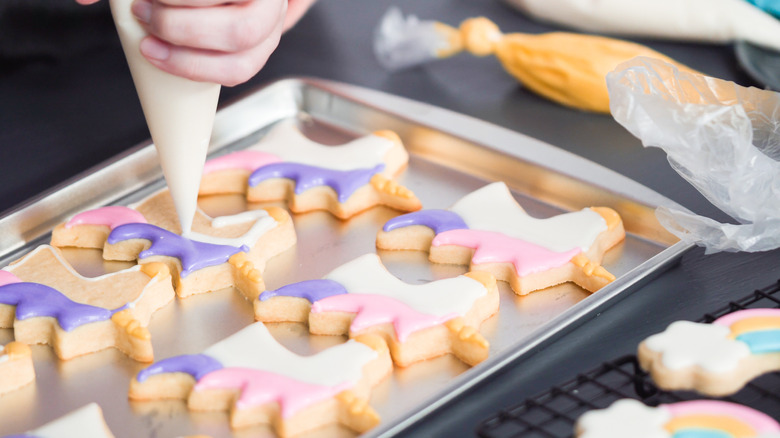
[375,9,694,113]
[110,0,220,235]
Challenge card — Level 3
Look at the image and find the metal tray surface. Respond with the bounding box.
[0,78,692,438]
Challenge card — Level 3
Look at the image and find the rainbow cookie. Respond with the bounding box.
[199,119,422,219]
[129,322,392,436]
[576,399,780,438]
[6,403,116,437]
[256,253,498,367]
[1,246,174,361]
[376,182,625,295]
[0,341,35,396]
[638,309,780,396]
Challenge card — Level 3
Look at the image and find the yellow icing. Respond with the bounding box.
[590,207,621,231]
[112,310,151,341]
[571,254,616,281]
[729,316,780,339]
[665,415,755,437]
[437,17,695,113]
[6,341,31,359]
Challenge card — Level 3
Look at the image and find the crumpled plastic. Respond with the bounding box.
[607,57,780,254]
[373,7,452,71]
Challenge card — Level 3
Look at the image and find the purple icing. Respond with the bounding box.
[0,282,116,332]
[259,279,347,303]
[382,209,468,234]
[248,163,384,202]
[107,224,248,278]
[136,354,223,383]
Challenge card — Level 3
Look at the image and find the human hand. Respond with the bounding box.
[77,0,287,86]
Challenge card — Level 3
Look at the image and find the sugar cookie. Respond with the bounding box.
[6,403,116,437]
[575,399,780,438]
[638,309,780,396]
[51,206,147,250]
[256,253,498,366]
[199,120,422,219]
[1,246,174,361]
[377,182,624,295]
[0,341,35,396]
[129,322,392,436]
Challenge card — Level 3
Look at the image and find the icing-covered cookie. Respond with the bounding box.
[576,399,780,438]
[53,190,297,274]
[6,403,115,438]
[1,246,173,361]
[199,120,422,219]
[129,322,392,435]
[0,341,35,396]
[256,253,498,367]
[376,182,625,295]
[639,309,780,396]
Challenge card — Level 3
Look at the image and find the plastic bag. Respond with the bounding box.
[373,7,693,113]
[373,7,457,71]
[607,57,780,253]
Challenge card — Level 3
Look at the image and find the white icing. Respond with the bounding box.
[5,245,158,310]
[110,0,219,236]
[189,209,277,248]
[644,320,751,373]
[28,403,113,438]
[204,322,377,387]
[248,119,393,170]
[0,344,7,364]
[324,254,487,318]
[576,399,670,438]
[504,0,780,53]
[449,183,607,253]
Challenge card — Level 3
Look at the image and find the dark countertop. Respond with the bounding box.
[1,0,779,436]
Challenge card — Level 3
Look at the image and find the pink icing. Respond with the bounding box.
[311,294,458,342]
[65,206,147,229]
[193,368,349,418]
[432,229,580,276]
[663,400,780,433]
[714,308,780,327]
[202,150,282,175]
[0,271,21,287]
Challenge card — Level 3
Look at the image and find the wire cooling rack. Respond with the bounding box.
[476,279,780,438]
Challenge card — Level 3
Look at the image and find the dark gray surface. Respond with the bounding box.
[1,0,779,436]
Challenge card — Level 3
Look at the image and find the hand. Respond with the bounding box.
[77,0,289,86]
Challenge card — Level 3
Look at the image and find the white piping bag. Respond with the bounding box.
[109,0,220,235]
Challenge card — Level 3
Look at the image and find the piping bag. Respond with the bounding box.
[607,57,780,254]
[109,0,220,235]
[374,7,695,113]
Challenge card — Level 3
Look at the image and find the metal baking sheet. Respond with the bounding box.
[0,78,692,437]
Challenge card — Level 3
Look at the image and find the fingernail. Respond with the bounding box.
[131,0,152,23]
[140,37,170,61]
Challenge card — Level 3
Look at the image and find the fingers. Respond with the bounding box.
[131,0,286,86]
[139,12,284,86]
[283,0,317,31]
[133,0,284,53]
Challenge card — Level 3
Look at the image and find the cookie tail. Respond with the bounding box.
[370,174,422,212]
[446,317,490,366]
[229,252,266,300]
[111,309,154,362]
[336,390,381,433]
[570,254,616,293]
